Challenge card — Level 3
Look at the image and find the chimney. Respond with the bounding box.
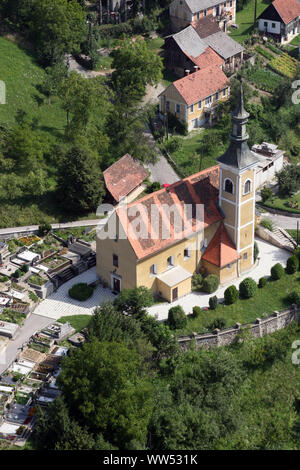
[194,65,199,72]
[185,69,190,76]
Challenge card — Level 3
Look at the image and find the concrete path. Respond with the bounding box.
[260,211,300,230]
[33,267,114,320]
[147,239,290,321]
[144,125,180,185]
[0,314,53,375]
[0,218,107,238]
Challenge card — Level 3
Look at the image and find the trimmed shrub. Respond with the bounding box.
[192,306,201,318]
[258,277,267,288]
[168,305,187,330]
[20,264,29,273]
[209,296,218,310]
[239,277,257,299]
[287,290,300,306]
[254,241,259,262]
[0,275,9,282]
[271,263,284,280]
[224,285,239,305]
[202,274,219,294]
[286,255,299,274]
[68,283,93,301]
[13,269,22,279]
[192,273,203,291]
[208,317,226,331]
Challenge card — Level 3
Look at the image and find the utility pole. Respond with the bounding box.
[253,0,257,30]
[99,0,103,25]
[297,221,299,246]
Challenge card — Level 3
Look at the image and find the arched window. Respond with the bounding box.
[244,179,251,195]
[224,178,233,194]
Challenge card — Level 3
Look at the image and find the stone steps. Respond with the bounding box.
[272,227,297,251]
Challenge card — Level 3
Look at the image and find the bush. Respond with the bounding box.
[260,218,273,231]
[202,275,219,294]
[192,273,203,291]
[167,305,187,330]
[260,185,273,203]
[239,277,257,299]
[208,317,226,331]
[38,223,52,237]
[13,269,22,279]
[68,283,93,301]
[20,264,29,273]
[224,285,239,305]
[147,181,161,193]
[0,275,9,282]
[192,306,201,318]
[287,290,300,306]
[294,247,300,264]
[271,263,285,280]
[209,296,218,310]
[164,136,182,153]
[254,241,259,262]
[286,255,299,274]
[258,277,267,288]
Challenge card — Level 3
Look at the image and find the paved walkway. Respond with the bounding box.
[0,314,53,375]
[33,267,114,320]
[0,218,107,238]
[147,239,290,321]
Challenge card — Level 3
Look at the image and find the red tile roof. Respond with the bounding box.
[202,222,239,268]
[117,165,223,260]
[190,46,224,70]
[172,66,229,106]
[273,0,300,24]
[103,154,148,202]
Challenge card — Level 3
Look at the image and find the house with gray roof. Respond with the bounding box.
[169,0,236,33]
[202,29,244,71]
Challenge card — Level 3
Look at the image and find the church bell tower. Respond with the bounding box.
[217,82,259,275]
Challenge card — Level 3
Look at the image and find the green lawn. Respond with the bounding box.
[176,269,299,336]
[261,192,300,214]
[290,34,300,46]
[229,0,269,44]
[58,315,91,332]
[171,129,229,177]
[0,36,66,142]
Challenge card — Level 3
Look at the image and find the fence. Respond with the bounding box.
[178,305,300,350]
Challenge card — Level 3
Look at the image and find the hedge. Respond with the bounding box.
[209,296,218,310]
[224,285,239,305]
[192,306,201,318]
[271,263,284,280]
[168,305,187,330]
[239,277,257,299]
[68,283,94,301]
[202,275,219,294]
[286,255,299,274]
[258,277,267,288]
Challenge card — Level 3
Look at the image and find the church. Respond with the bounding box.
[96,85,259,302]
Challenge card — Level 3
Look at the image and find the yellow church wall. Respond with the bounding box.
[220,199,236,226]
[239,246,253,273]
[240,199,254,226]
[201,259,238,284]
[239,223,254,250]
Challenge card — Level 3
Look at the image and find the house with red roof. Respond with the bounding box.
[97,86,259,302]
[258,0,300,44]
[158,65,230,131]
[103,154,148,204]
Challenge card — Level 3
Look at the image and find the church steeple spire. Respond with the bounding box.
[218,80,258,170]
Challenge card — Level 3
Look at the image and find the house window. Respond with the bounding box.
[184,248,191,259]
[215,92,219,101]
[166,100,170,111]
[244,179,251,195]
[205,96,212,106]
[167,256,175,267]
[224,178,233,194]
[264,21,268,27]
[222,88,227,97]
[190,104,194,113]
[243,253,248,260]
[272,23,276,29]
[227,263,232,269]
[203,9,207,16]
[176,103,181,113]
[113,254,118,267]
[150,264,157,275]
[197,12,200,19]
[198,100,202,109]
[230,1,233,7]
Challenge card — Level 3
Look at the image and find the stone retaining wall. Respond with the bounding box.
[178,306,300,350]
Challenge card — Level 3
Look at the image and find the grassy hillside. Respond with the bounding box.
[229,0,269,44]
[0,36,66,142]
